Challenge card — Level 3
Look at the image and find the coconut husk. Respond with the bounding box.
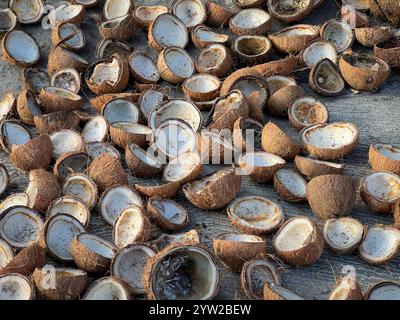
[16,89,41,125]
[134,181,181,198]
[47,45,88,75]
[38,88,83,114]
[369,0,400,26]
[99,15,135,41]
[53,151,91,180]
[125,145,163,178]
[205,1,236,27]
[267,85,305,117]
[355,26,391,48]
[369,144,400,175]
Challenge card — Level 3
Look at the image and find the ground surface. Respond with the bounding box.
[0,0,399,300]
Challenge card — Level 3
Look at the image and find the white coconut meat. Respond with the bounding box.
[81,116,108,143]
[128,144,164,169]
[233,35,272,58]
[0,165,8,197]
[148,197,189,226]
[134,5,168,25]
[266,75,297,95]
[50,68,81,93]
[50,129,84,159]
[275,169,307,199]
[100,185,143,225]
[104,0,132,20]
[163,152,201,183]
[83,277,130,300]
[238,151,286,169]
[44,214,85,262]
[0,274,33,300]
[42,86,82,101]
[102,99,140,124]
[363,171,400,203]
[0,93,15,122]
[163,47,195,79]
[47,196,90,227]
[57,23,85,51]
[23,68,50,94]
[129,53,160,83]
[172,0,206,28]
[321,19,354,53]
[111,244,155,294]
[373,144,400,161]
[0,120,31,152]
[89,57,122,87]
[230,8,271,29]
[52,3,84,23]
[0,239,14,268]
[358,225,400,264]
[323,217,364,253]
[0,193,29,216]
[273,24,318,37]
[289,97,329,128]
[196,44,229,73]
[140,90,165,120]
[183,74,221,94]
[302,40,338,67]
[0,9,17,32]
[228,196,285,233]
[85,141,120,160]
[76,233,117,260]
[0,206,43,248]
[3,30,40,66]
[192,25,229,44]
[301,122,359,150]
[9,0,44,24]
[151,229,200,251]
[113,206,147,248]
[62,173,97,209]
[149,99,202,131]
[367,282,400,300]
[151,14,189,49]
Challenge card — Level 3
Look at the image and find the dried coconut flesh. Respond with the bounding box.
[83,277,130,300]
[162,47,195,78]
[0,274,33,300]
[302,41,337,67]
[81,116,108,143]
[363,172,400,203]
[0,193,29,215]
[76,233,116,261]
[4,30,40,65]
[374,144,400,161]
[104,0,132,19]
[230,9,271,29]
[103,99,140,124]
[47,196,90,227]
[0,121,31,152]
[135,6,168,25]
[129,53,160,82]
[62,174,97,209]
[50,129,83,159]
[151,14,188,48]
[89,58,121,86]
[321,20,354,53]
[172,0,206,28]
[239,152,286,171]
[275,169,307,199]
[193,26,229,43]
[140,90,165,119]
[289,97,329,128]
[274,217,316,252]
[163,152,201,183]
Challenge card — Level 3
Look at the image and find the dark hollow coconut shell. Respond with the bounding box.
[134,181,181,198]
[374,39,400,71]
[34,110,81,134]
[369,0,400,26]
[9,134,52,172]
[53,151,91,180]
[98,15,135,42]
[267,0,314,23]
[307,174,356,219]
[309,58,345,96]
[147,196,189,231]
[16,89,42,125]
[88,154,128,193]
[294,156,344,180]
[206,1,237,27]
[369,144,400,175]
[38,87,83,114]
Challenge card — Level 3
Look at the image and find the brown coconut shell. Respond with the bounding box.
[53,151,91,180]
[394,201,400,229]
[307,174,356,219]
[16,89,41,125]
[99,15,135,41]
[369,0,400,26]
[34,111,81,134]
[1,30,40,67]
[51,21,86,52]
[232,117,263,152]
[341,5,369,28]
[88,154,128,193]
[328,277,364,300]
[374,39,400,70]
[369,144,400,175]
[196,44,233,78]
[273,169,307,203]
[355,26,391,48]
[261,122,303,161]
[125,144,163,178]
[229,9,272,36]
[267,0,313,23]
[294,156,344,180]
[9,134,52,172]
[47,45,88,75]
[157,47,195,84]
[90,92,140,113]
[38,87,83,114]
[134,181,181,198]
[267,85,306,117]
[206,1,236,27]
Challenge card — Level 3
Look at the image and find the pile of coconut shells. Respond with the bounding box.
[0,0,399,301]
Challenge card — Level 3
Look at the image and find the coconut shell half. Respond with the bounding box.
[365,282,400,300]
[328,276,363,300]
[47,196,90,227]
[0,120,32,154]
[263,282,304,300]
[0,274,35,300]
[82,277,132,300]
[54,151,91,180]
[134,181,181,199]
[0,164,9,198]
[2,30,40,67]
[0,239,13,269]
[320,19,355,53]
[34,110,81,134]
[39,87,83,113]
[133,5,169,29]
[163,152,202,185]
[16,89,42,125]
[229,8,272,36]
[147,196,189,231]
[267,0,313,23]
[195,44,233,78]
[0,93,16,122]
[369,143,400,175]
[288,97,329,131]
[274,168,308,203]
[309,59,345,97]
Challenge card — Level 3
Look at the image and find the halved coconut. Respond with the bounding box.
[88,154,127,192]
[300,122,359,160]
[54,151,91,180]
[213,233,266,272]
[9,134,52,172]
[229,8,272,35]
[51,3,85,24]
[196,44,233,78]
[365,282,400,300]
[50,129,84,159]
[71,233,117,274]
[144,244,219,299]
[0,120,31,153]
[355,26,391,48]
[147,196,189,231]
[268,0,313,23]
[16,89,41,125]
[135,181,181,199]
[320,19,355,53]
[307,174,356,219]
[237,151,286,183]
[268,24,319,54]
[0,9,17,34]
[323,217,364,254]
[232,117,263,151]
[157,47,194,84]
[85,141,120,160]
[369,143,400,175]
[206,1,237,27]
[52,22,86,52]
[288,96,329,131]
[294,156,344,180]
[26,169,61,212]
[139,89,166,120]
[85,55,129,95]
[232,35,272,65]
[183,168,241,210]
[266,75,297,95]
[0,93,16,122]
[47,196,90,227]
[102,98,140,124]
[0,193,29,215]
[2,30,40,67]
[264,282,304,300]
[34,110,81,134]
[163,152,202,185]
[0,239,14,269]
[302,40,338,68]
[261,122,303,161]
[360,171,400,214]
[339,52,390,91]
[328,276,363,300]
[148,13,189,51]
[359,224,400,264]
[81,116,108,143]
[128,52,160,84]
[41,214,85,262]
[39,87,83,113]
[0,164,8,197]
[99,14,135,41]
[133,5,169,29]
[183,74,220,103]
[0,243,42,275]
[272,216,324,266]
[241,259,281,300]
[342,0,369,11]
[309,58,345,96]
[113,205,152,248]
[172,0,207,28]
[22,69,48,95]
[227,196,285,234]
[267,84,305,118]
[0,274,35,300]
[103,0,133,20]
[150,229,200,251]
[100,185,143,225]
[149,99,202,132]
[48,45,88,74]
[274,169,307,203]
[374,39,400,71]
[9,0,44,24]
[370,0,400,25]
[0,206,43,248]
[125,144,163,178]
[82,277,131,300]
[50,68,81,94]
[62,173,97,210]
[95,38,133,60]
[191,25,229,49]
[110,122,151,148]
[32,266,87,300]
[195,129,237,164]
